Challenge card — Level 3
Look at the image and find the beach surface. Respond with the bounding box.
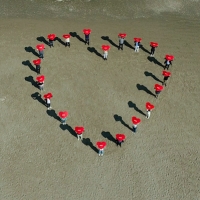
[0,1,200,199]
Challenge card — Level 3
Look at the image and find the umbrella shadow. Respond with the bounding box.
[46,109,60,121]
[124,40,134,50]
[22,60,36,72]
[114,114,132,131]
[69,32,85,44]
[25,76,38,88]
[136,83,155,97]
[60,124,77,138]
[87,47,103,58]
[101,36,118,49]
[140,45,151,54]
[37,36,49,46]
[82,138,99,153]
[31,92,45,106]
[128,101,146,116]
[147,56,164,68]
[101,131,116,143]
[55,37,65,46]
[25,46,39,57]
[144,71,162,83]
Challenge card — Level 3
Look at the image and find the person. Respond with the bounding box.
[49,38,54,48]
[164,59,172,70]
[155,88,162,98]
[133,124,138,133]
[65,37,70,47]
[116,138,124,147]
[45,98,52,110]
[135,41,140,52]
[118,36,125,50]
[162,75,170,86]
[38,49,44,59]
[103,50,108,60]
[77,132,83,141]
[37,81,44,91]
[60,117,67,125]
[146,109,151,119]
[36,64,41,75]
[98,148,104,156]
[85,33,90,45]
[150,46,155,57]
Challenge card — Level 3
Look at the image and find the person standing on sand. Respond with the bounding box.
[134,41,140,52]
[103,50,108,60]
[38,49,44,59]
[118,36,125,50]
[116,134,126,147]
[145,102,154,119]
[162,71,171,86]
[154,84,163,99]
[96,141,106,157]
[37,81,44,91]
[85,33,90,45]
[45,98,52,110]
[49,38,54,48]
[75,126,84,141]
[65,37,70,47]
[146,110,151,119]
[132,117,141,133]
[36,64,41,75]
[150,46,155,56]
[164,59,172,70]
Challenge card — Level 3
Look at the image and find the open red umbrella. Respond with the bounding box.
[131,116,141,125]
[83,29,91,35]
[165,54,174,61]
[36,44,45,51]
[146,102,155,110]
[74,126,85,135]
[63,34,71,39]
[154,84,163,91]
[116,134,126,141]
[150,42,158,47]
[162,70,171,77]
[58,111,68,119]
[47,34,56,40]
[118,33,127,38]
[101,45,110,51]
[43,92,53,99]
[96,141,107,149]
[33,59,41,65]
[133,38,142,42]
[36,75,45,83]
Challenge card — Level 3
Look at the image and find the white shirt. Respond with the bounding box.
[46,98,50,104]
[65,38,70,42]
[133,124,137,128]
[104,51,108,54]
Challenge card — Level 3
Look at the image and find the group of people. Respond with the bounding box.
[28,29,174,156]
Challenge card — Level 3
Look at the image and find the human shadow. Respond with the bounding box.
[144,71,162,83]
[60,124,77,138]
[147,56,164,68]
[101,131,116,143]
[55,37,65,46]
[128,101,146,116]
[22,60,36,72]
[37,36,49,46]
[46,109,60,122]
[69,32,85,44]
[82,138,99,153]
[87,47,103,58]
[124,40,134,50]
[101,36,118,49]
[25,76,38,88]
[25,46,39,57]
[136,84,155,97]
[31,92,46,106]
[114,114,132,131]
[140,45,151,54]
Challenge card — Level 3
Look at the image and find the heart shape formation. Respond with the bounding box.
[102,45,110,51]
[33,59,41,65]
[154,84,163,91]
[116,134,126,141]
[47,34,56,41]
[165,54,174,61]
[83,29,91,35]
[131,116,141,125]
[36,75,45,82]
[74,126,85,135]
[162,70,171,77]
[150,42,158,47]
[36,44,45,51]
[96,141,107,149]
[146,102,155,110]
[59,111,68,119]
[43,92,53,99]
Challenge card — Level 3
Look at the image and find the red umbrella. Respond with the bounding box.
[118,33,127,38]
[96,141,107,149]
[154,84,163,91]
[165,54,174,61]
[63,34,71,39]
[43,93,53,99]
[146,102,155,110]
[150,42,158,47]
[133,38,142,42]
[33,59,41,65]
[47,34,56,40]
[36,44,45,51]
[74,126,85,135]
[58,111,68,119]
[116,134,126,141]
[36,75,45,83]
[162,70,171,77]
[102,45,110,51]
[83,29,91,35]
[131,116,141,125]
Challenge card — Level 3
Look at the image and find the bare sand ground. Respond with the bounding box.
[0,16,200,200]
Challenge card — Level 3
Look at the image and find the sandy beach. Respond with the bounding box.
[0,1,200,199]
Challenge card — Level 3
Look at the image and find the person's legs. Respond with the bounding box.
[68,42,70,47]
[103,53,106,60]
[47,103,51,110]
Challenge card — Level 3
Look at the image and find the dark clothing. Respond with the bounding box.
[85,34,90,45]
[65,42,70,47]
[49,39,54,47]
[163,76,170,86]
[150,47,155,55]
[36,65,41,74]
[164,60,172,70]
[116,140,124,147]
[118,43,123,50]
[164,76,169,81]
[39,50,44,59]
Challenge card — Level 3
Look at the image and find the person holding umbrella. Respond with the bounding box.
[96,141,106,156]
[83,29,91,45]
[75,126,84,141]
[58,111,68,125]
[116,134,126,147]
[150,42,158,57]
[154,84,164,98]
[118,33,126,50]
[162,71,171,86]
[132,116,141,133]
[43,93,53,110]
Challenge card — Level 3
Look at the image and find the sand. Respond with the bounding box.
[0,13,200,200]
